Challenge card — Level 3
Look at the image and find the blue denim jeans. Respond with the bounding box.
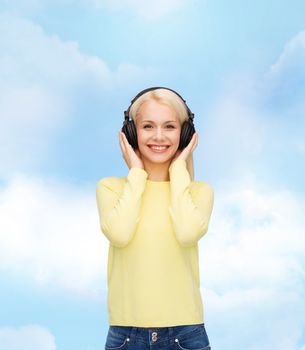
[105,323,211,350]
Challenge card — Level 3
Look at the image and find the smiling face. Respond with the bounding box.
[135,99,181,166]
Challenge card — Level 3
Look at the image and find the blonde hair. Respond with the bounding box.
[129,88,189,125]
[129,88,195,181]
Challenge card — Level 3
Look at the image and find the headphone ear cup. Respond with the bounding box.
[179,120,195,150]
[121,119,138,150]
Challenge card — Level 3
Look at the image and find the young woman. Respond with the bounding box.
[96,87,214,350]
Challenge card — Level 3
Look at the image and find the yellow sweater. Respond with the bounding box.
[96,159,214,327]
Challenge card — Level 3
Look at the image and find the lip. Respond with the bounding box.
[147,145,170,153]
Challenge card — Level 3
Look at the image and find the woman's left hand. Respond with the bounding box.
[170,132,198,164]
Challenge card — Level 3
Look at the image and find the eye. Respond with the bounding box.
[143,124,152,128]
[166,125,175,128]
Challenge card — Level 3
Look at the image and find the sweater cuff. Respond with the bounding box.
[128,167,148,181]
[169,159,187,173]
[169,159,190,187]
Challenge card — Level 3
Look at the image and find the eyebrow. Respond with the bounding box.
[140,120,178,123]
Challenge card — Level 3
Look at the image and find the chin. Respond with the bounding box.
[141,153,176,164]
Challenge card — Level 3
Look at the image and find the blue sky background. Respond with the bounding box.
[0,1,305,349]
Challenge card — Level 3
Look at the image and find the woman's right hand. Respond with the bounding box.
[119,131,144,170]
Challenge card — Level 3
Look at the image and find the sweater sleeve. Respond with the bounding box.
[168,159,214,247]
[96,167,148,248]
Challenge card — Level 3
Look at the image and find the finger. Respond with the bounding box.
[121,132,139,166]
[121,131,130,148]
[185,133,196,151]
[121,131,129,144]
[191,132,197,147]
[119,132,127,155]
[119,137,129,165]
[181,134,196,158]
[121,131,133,151]
[191,132,197,143]
[118,132,124,150]
[193,133,198,150]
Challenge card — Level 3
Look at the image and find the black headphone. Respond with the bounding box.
[121,86,196,150]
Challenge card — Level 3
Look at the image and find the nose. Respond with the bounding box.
[153,127,165,140]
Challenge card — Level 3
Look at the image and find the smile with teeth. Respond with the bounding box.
[148,145,170,153]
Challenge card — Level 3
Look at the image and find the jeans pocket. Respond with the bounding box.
[105,328,130,350]
[174,325,211,350]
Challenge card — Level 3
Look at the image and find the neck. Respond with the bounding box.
[142,159,171,181]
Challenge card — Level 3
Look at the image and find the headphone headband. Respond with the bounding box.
[124,86,194,122]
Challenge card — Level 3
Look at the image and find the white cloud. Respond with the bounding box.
[195,30,305,349]
[201,30,305,185]
[1,170,304,350]
[85,0,187,20]
[0,325,56,350]
[200,75,269,184]
[0,173,108,298]
[269,30,305,82]
[0,13,155,179]
[261,29,305,115]
[0,14,111,87]
[203,287,304,350]
[0,13,304,350]
[201,184,305,289]
[198,181,305,349]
